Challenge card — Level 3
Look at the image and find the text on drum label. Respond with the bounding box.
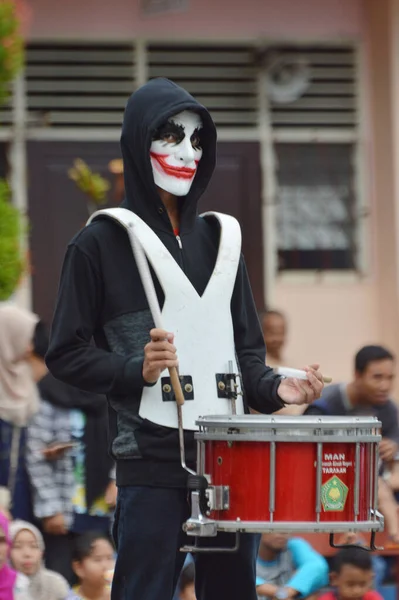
[322,453,352,474]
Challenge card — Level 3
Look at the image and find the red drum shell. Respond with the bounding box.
[205,440,373,523]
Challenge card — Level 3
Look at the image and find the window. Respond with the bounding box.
[275,143,357,271]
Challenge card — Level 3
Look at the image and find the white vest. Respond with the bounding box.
[88,208,244,430]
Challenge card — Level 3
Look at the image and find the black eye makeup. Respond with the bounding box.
[191,128,202,151]
[152,120,202,151]
[152,120,185,145]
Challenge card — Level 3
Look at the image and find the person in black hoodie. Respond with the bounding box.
[46,78,324,600]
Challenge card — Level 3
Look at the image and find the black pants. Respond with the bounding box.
[111,486,260,600]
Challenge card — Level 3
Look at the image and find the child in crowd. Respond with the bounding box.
[336,533,386,590]
[9,520,69,600]
[318,547,383,600]
[0,512,30,600]
[178,562,196,600]
[67,532,114,600]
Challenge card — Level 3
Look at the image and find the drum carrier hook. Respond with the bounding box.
[329,516,384,552]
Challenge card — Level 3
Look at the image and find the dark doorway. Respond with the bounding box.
[200,142,264,308]
[27,141,121,324]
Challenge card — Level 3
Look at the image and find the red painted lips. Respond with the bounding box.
[150,152,198,179]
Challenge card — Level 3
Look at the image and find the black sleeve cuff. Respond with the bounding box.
[114,356,156,393]
[257,375,286,413]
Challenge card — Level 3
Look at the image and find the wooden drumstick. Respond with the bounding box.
[276,366,333,384]
[169,367,185,406]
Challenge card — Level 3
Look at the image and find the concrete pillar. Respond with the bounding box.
[364,0,399,372]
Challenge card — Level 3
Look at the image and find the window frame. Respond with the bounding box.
[260,41,369,286]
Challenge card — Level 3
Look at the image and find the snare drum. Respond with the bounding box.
[189,415,382,534]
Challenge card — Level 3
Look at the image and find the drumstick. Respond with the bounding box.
[126,224,194,475]
[169,368,185,406]
[275,366,332,384]
[126,225,185,406]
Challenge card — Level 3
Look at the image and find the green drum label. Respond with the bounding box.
[321,476,349,512]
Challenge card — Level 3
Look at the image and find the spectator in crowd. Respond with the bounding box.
[256,533,328,599]
[318,547,383,600]
[259,310,290,369]
[305,345,399,544]
[178,562,195,600]
[66,531,115,600]
[336,534,386,591]
[9,520,69,600]
[258,310,305,417]
[0,304,40,522]
[0,511,30,600]
[26,322,116,583]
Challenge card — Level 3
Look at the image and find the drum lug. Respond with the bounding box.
[183,491,218,537]
[215,373,240,400]
[206,485,230,511]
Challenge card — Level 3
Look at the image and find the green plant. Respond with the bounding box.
[0,1,26,300]
[0,1,24,105]
[0,179,25,301]
[69,158,111,211]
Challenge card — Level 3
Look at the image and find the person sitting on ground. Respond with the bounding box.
[256,533,328,600]
[318,547,383,600]
[259,310,290,370]
[305,345,399,544]
[0,511,30,600]
[66,531,115,600]
[258,310,305,417]
[9,520,69,600]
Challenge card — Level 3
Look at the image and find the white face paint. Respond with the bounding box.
[150,110,203,197]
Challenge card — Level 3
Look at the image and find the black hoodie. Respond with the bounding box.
[46,78,284,488]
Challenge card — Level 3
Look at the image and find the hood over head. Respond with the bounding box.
[120,78,217,233]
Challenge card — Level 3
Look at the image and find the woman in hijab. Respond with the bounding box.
[0,511,30,600]
[9,520,69,600]
[0,304,40,521]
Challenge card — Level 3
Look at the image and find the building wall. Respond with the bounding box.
[27,0,399,391]
[274,0,399,395]
[28,0,362,39]
[273,280,379,384]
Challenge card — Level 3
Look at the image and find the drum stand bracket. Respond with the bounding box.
[329,510,384,551]
[329,530,383,552]
[182,482,237,553]
[181,531,240,554]
[183,491,218,538]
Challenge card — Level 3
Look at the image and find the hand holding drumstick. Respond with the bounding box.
[142,328,179,384]
[277,364,326,406]
[142,328,185,407]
